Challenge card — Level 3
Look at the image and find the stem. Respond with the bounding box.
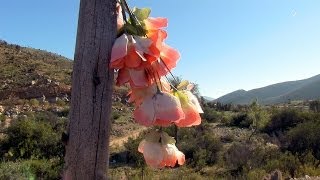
[122,0,145,36]
[160,57,177,82]
[165,75,179,92]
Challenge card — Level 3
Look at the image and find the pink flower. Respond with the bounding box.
[133,92,184,127]
[128,78,171,106]
[138,131,185,168]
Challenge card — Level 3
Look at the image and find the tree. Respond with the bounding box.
[64,0,116,179]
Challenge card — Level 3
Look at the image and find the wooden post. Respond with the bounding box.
[64,0,116,179]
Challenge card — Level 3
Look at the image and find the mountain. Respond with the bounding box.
[215,74,320,105]
[0,40,73,100]
[202,96,215,102]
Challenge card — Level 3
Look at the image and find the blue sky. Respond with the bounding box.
[1,1,319,98]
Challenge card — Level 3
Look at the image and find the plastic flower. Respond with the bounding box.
[133,91,184,126]
[171,81,204,127]
[143,17,180,76]
[138,131,185,168]
[111,34,159,70]
[128,77,171,106]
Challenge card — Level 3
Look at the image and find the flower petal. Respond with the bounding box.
[176,149,186,165]
[153,119,172,127]
[185,90,204,113]
[116,68,130,86]
[139,141,164,168]
[154,92,184,123]
[128,69,150,87]
[161,144,177,167]
[144,17,168,30]
[160,43,180,70]
[116,3,124,30]
[133,95,155,126]
[175,103,201,127]
[111,34,128,68]
[133,36,153,56]
[138,140,146,153]
[129,85,157,106]
[124,47,142,68]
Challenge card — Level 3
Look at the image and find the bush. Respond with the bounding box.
[309,100,320,113]
[262,109,314,135]
[287,120,320,159]
[0,159,63,180]
[0,114,5,122]
[29,99,40,107]
[229,113,252,128]
[202,107,220,123]
[247,169,267,180]
[124,134,146,167]
[56,99,66,107]
[263,151,302,178]
[224,142,252,173]
[0,118,64,160]
[178,125,222,168]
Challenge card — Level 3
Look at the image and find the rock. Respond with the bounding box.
[0,105,4,114]
[42,95,46,102]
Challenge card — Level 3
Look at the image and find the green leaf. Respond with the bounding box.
[174,91,189,106]
[132,7,151,21]
[177,80,189,90]
[161,132,176,145]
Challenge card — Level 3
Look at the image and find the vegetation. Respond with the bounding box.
[1,41,319,179]
[1,94,320,179]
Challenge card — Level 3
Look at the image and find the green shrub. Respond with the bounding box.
[202,107,220,123]
[224,142,251,173]
[178,126,222,168]
[124,135,146,167]
[0,114,5,122]
[262,109,313,135]
[29,99,40,107]
[287,120,320,159]
[0,159,62,180]
[309,100,320,113]
[263,152,302,178]
[247,169,267,180]
[56,99,66,107]
[229,113,252,128]
[0,118,64,160]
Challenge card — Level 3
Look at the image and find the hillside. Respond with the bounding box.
[216,74,320,104]
[0,40,143,141]
[0,40,72,100]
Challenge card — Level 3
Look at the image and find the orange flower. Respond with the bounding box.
[152,43,180,77]
[143,17,180,76]
[111,34,159,69]
[138,131,185,168]
[174,90,203,127]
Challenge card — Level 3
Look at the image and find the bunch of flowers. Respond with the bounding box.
[111,0,203,168]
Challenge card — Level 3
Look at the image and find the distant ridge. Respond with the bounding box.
[202,96,215,101]
[215,74,320,105]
